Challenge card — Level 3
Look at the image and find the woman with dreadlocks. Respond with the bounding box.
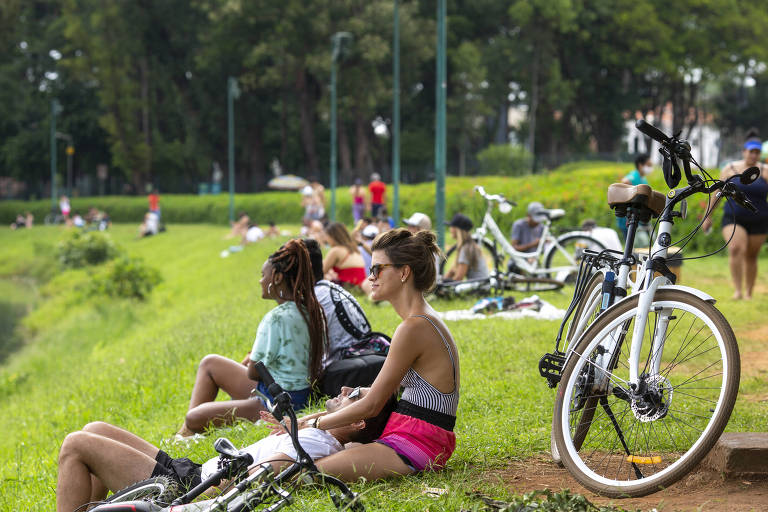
[177,239,327,437]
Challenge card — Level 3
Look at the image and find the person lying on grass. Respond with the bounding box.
[290,229,461,480]
[177,238,327,437]
[56,387,396,512]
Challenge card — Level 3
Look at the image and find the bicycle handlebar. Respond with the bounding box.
[474,185,517,206]
[635,119,670,145]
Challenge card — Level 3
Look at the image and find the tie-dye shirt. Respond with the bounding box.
[250,301,311,391]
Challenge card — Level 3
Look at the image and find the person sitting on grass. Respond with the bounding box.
[322,222,367,289]
[292,228,460,480]
[176,239,327,437]
[56,388,396,512]
[302,238,372,368]
[227,211,251,239]
[443,213,489,282]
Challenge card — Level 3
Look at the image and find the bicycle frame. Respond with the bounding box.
[587,180,724,392]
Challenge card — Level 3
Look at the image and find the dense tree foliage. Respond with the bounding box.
[1,0,767,197]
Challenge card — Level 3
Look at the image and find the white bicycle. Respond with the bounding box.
[542,119,759,497]
[440,186,605,294]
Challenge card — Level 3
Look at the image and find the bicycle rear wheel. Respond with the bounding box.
[553,289,739,497]
[544,235,605,283]
[504,274,563,292]
[552,270,607,465]
[441,239,500,276]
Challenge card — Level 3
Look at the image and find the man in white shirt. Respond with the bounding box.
[56,388,395,512]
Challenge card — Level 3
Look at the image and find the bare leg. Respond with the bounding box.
[745,233,767,299]
[82,421,160,458]
[56,431,158,512]
[315,442,414,481]
[179,355,256,435]
[723,224,748,299]
[185,398,266,433]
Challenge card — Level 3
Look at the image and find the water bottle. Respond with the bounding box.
[600,271,616,311]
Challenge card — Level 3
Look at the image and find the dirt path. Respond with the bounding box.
[493,455,768,511]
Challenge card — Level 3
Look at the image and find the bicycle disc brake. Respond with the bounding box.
[630,374,673,422]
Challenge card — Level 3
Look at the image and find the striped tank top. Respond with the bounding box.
[399,315,459,417]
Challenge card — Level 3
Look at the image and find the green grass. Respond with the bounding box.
[1,220,767,511]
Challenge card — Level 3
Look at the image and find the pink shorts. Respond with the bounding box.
[376,412,456,472]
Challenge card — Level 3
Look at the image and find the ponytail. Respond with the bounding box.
[269,239,327,383]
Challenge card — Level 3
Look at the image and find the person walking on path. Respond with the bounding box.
[703,129,768,300]
[368,173,386,217]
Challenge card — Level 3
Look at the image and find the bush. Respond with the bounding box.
[477,143,533,176]
[56,231,118,268]
[91,257,162,300]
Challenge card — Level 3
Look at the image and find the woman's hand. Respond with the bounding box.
[259,411,312,435]
[241,352,251,366]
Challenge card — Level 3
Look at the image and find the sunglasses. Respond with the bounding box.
[348,386,361,400]
[369,263,398,279]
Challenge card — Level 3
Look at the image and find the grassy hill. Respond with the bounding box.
[1,165,767,510]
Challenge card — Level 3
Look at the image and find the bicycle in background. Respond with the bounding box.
[436,186,605,296]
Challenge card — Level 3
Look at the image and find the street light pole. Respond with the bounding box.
[330,32,352,222]
[435,0,447,249]
[50,99,61,209]
[227,76,240,224]
[392,0,401,226]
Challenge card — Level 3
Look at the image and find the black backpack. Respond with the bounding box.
[316,281,371,339]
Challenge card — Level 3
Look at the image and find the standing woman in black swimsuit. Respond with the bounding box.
[703,129,768,300]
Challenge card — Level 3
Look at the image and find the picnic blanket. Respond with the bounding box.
[436,295,566,322]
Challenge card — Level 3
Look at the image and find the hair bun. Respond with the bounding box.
[746,127,761,140]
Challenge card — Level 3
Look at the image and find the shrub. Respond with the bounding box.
[57,231,118,268]
[477,143,533,176]
[91,257,162,300]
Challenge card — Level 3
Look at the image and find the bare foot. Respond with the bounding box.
[732,292,743,300]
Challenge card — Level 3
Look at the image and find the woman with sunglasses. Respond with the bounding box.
[299,228,460,479]
[703,128,768,300]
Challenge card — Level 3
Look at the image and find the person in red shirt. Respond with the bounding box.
[148,188,160,217]
[368,173,386,217]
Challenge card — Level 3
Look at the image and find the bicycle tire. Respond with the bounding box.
[103,475,179,505]
[504,275,563,292]
[553,289,739,497]
[440,238,499,276]
[544,234,606,283]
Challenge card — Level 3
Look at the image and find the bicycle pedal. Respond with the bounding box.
[539,352,566,388]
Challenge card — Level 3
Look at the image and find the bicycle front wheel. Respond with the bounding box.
[553,289,739,497]
[102,476,179,505]
[544,235,605,283]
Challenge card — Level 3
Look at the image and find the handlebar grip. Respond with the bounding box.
[739,196,759,213]
[635,119,670,144]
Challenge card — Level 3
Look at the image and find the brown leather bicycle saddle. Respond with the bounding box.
[607,183,666,217]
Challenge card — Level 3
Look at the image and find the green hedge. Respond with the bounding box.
[1,162,721,251]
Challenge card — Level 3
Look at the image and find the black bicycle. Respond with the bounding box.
[87,362,363,512]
